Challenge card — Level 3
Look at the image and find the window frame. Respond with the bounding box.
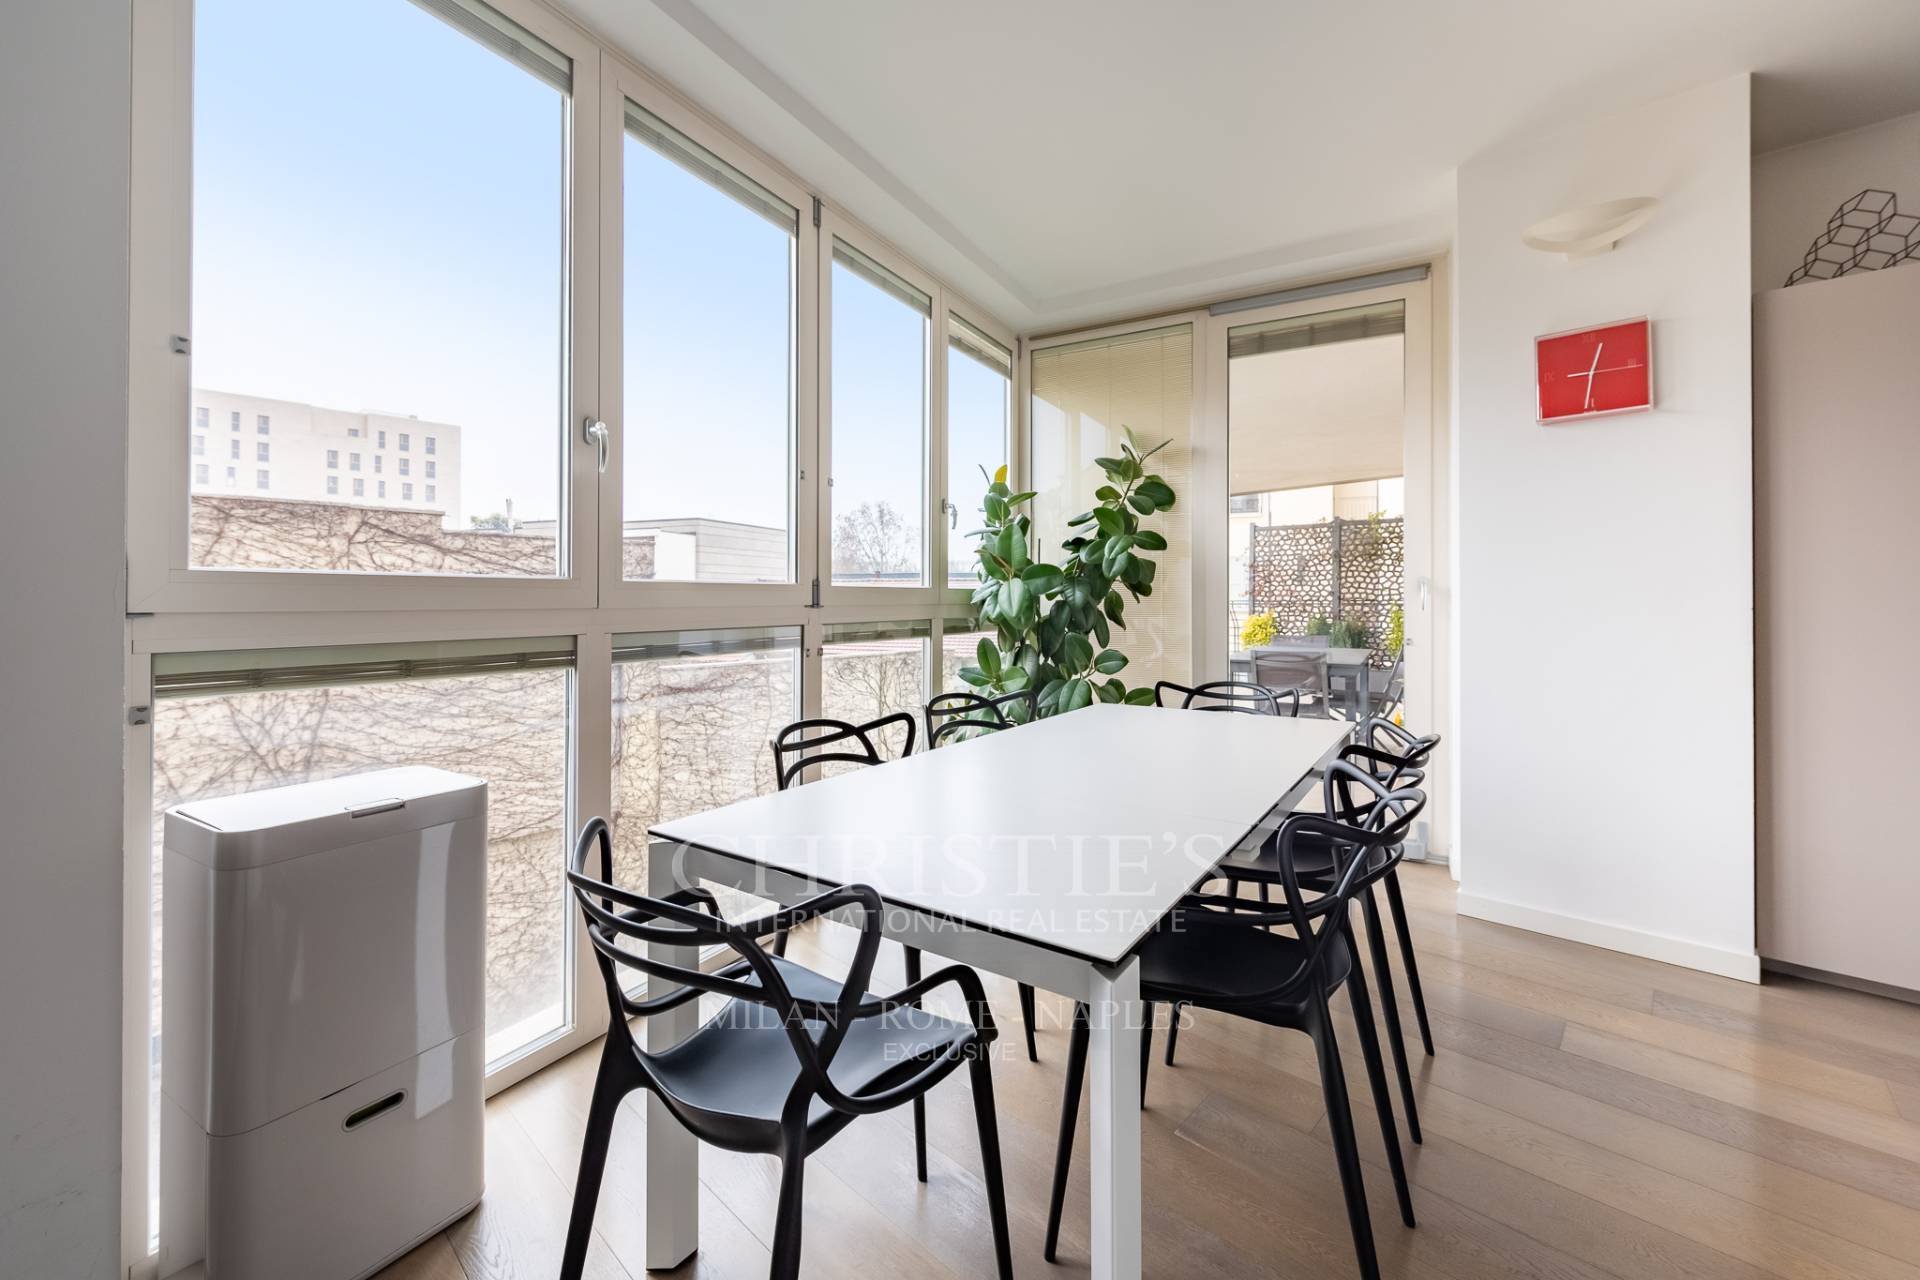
[121,6,1022,1274]
[818,209,945,609]
[126,0,602,613]
[940,303,1018,599]
[594,64,818,612]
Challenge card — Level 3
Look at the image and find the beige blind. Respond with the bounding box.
[1030,324,1194,691]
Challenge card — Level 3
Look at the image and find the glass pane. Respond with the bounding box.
[1226,302,1406,722]
[150,657,574,1070]
[189,0,567,575]
[831,244,929,586]
[622,108,797,583]
[611,629,800,919]
[1030,325,1194,690]
[940,626,995,696]
[946,317,1011,588]
[821,621,928,761]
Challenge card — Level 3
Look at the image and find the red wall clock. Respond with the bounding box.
[1535,317,1652,423]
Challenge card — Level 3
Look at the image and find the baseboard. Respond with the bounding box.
[1455,891,1761,983]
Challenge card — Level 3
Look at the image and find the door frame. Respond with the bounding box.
[1196,278,1437,825]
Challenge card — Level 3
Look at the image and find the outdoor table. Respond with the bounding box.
[645,702,1351,1279]
[1231,644,1375,719]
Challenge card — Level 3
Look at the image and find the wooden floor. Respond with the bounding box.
[375,865,1920,1280]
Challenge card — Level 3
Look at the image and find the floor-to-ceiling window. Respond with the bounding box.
[124,0,1014,1269]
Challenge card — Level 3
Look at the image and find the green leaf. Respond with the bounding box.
[1091,611,1110,648]
[1095,678,1123,703]
[1061,631,1094,672]
[1067,510,1096,527]
[1093,648,1129,675]
[1123,687,1157,706]
[1020,561,1064,595]
[1137,479,1176,509]
[1094,485,1121,502]
[956,665,990,687]
[1092,507,1124,536]
[1037,677,1066,713]
[1127,493,1156,515]
[1063,677,1094,712]
[1132,529,1167,552]
[976,637,1001,678]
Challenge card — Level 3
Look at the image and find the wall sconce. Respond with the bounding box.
[1522,197,1660,260]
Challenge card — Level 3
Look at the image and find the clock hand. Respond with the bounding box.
[1581,342,1604,411]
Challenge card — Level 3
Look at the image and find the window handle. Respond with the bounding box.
[944,498,958,530]
[584,418,609,474]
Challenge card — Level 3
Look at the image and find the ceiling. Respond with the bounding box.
[563,0,1920,332]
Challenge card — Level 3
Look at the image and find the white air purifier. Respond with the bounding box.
[159,767,488,1280]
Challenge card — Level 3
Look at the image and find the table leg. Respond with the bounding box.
[1087,957,1143,1280]
[645,841,701,1270]
[1355,666,1371,722]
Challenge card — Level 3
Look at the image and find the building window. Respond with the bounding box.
[255,470,270,490]
[348,426,361,438]
[326,476,339,496]
[194,407,209,429]
[256,414,271,435]
[349,453,361,471]
[377,481,386,499]
[425,485,436,503]
[224,466,236,484]
[228,440,240,461]
[398,458,410,477]
[377,430,387,449]
[194,464,209,485]
[326,450,339,469]
[229,411,241,431]
[830,241,930,587]
[402,483,414,501]
[399,433,410,452]
[425,460,436,479]
[425,436,436,455]
[256,442,270,463]
[184,0,569,577]
[192,435,205,457]
[352,478,364,497]
[1229,494,1261,514]
[374,455,383,474]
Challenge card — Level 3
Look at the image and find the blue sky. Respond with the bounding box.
[193,0,1006,564]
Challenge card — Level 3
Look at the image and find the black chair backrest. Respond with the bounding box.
[1153,679,1298,717]
[925,688,1033,747]
[1169,761,1425,1007]
[567,817,887,1108]
[769,712,917,790]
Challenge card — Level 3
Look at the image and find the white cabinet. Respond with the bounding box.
[160,767,487,1279]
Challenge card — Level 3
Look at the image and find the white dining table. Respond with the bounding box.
[645,702,1351,1279]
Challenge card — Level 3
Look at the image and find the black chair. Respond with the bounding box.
[1152,678,1299,716]
[560,818,1013,1280]
[925,688,1035,747]
[1180,717,1441,1144]
[1043,769,1426,1279]
[770,713,918,957]
[924,690,1043,1063]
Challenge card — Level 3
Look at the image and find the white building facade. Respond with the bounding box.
[188,390,463,525]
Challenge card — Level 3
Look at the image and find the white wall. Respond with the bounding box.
[0,2,131,1275]
[1754,109,1920,292]
[1453,75,1757,979]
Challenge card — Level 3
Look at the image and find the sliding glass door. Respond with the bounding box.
[1202,279,1436,822]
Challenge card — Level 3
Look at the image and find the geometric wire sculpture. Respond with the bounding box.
[1786,189,1920,286]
